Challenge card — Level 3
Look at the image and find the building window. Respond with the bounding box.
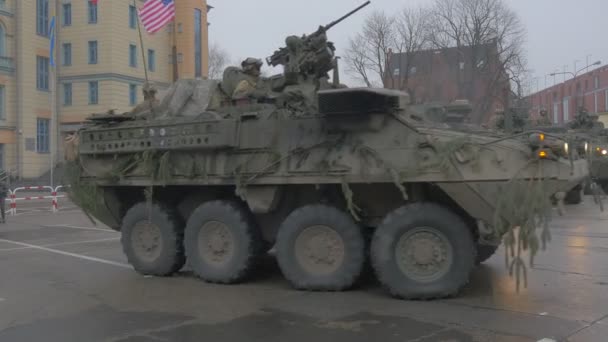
[89,81,98,104]
[129,5,137,29]
[63,83,72,106]
[129,44,137,67]
[605,90,608,112]
[194,9,202,77]
[62,43,71,66]
[595,92,598,113]
[148,49,155,71]
[36,118,50,153]
[0,24,5,57]
[88,41,98,64]
[88,0,98,24]
[36,56,49,91]
[36,0,49,36]
[595,76,600,89]
[62,4,72,26]
[0,85,4,120]
[393,68,400,76]
[0,144,4,171]
[410,66,417,75]
[129,84,137,106]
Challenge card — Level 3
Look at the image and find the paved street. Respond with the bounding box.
[0,198,607,341]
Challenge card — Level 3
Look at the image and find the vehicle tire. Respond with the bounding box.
[371,202,476,300]
[184,200,264,284]
[476,244,498,264]
[120,202,185,276]
[564,185,582,205]
[275,205,365,291]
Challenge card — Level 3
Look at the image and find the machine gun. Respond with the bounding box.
[266,1,371,87]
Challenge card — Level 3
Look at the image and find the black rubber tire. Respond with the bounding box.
[184,200,264,284]
[564,186,582,205]
[371,202,476,300]
[275,205,365,291]
[120,202,185,276]
[476,244,499,264]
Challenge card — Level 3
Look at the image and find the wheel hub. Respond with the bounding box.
[295,225,345,275]
[396,228,452,282]
[131,220,163,262]
[199,221,234,265]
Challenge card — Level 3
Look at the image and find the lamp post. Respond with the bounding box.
[550,60,602,119]
[550,60,602,80]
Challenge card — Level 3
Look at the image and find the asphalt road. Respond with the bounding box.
[0,198,607,342]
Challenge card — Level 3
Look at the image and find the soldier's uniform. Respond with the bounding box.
[232,58,263,99]
[537,109,552,126]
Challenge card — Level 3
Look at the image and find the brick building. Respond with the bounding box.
[384,42,510,124]
[528,65,608,126]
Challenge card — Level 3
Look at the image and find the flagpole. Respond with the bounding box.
[172,17,178,82]
[135,0,149,85]
[49,15,56,189]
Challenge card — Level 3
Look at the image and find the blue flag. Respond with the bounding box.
[49,16,56,67]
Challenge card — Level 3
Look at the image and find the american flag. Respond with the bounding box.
[139,0,175,34]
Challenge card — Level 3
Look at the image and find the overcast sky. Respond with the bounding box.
[208,0,608,90]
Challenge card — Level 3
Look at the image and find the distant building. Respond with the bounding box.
[384,42,510,124]
[528,65,608,126]
[0,0,210,179]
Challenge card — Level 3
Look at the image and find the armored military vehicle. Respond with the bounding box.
[532,108,608,203]
[66,3,588,299]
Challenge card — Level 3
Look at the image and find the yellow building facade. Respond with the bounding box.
[0,0,209,179]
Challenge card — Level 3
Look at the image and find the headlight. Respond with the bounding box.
[528,133,545,147]
[603,149,607,156]
[564,142,569,155]
[585,142,589,153]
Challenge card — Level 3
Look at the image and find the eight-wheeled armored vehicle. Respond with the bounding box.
[66,3,588,299]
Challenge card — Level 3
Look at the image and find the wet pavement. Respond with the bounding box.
[0,198,607,341]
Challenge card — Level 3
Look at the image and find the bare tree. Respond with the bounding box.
[428,0,527,122]
[391,6,431,98]
[208,43,230,80]
[343,11,395,87]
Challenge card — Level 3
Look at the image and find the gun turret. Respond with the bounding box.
[266,1,371,86]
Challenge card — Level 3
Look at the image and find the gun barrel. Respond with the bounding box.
[324,1,371,31]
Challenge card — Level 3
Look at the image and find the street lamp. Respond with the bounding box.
[549,60,602,119]
[549,60,601,79]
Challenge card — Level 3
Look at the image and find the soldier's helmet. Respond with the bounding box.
[241,58,263,75]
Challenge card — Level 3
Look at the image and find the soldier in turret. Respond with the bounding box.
[537,109,552,126]
[232,58,264,99]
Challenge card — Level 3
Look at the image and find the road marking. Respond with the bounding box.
[0,238,131,269]
[42,224,115,232]
[0,238,120,252]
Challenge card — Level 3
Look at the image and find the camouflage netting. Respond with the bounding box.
[492,160,553,291]
[134,79,221,119]
[64,160,98,225]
